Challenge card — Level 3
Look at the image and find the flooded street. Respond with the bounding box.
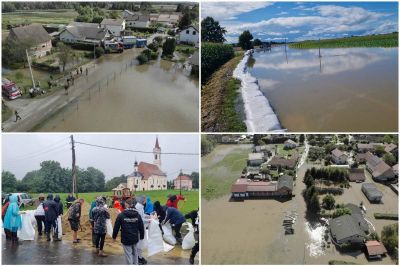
[33,49,199,132]
[247,47,398,131]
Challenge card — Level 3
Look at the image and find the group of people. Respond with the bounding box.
[64,66,90,95]
[2,193,199,265]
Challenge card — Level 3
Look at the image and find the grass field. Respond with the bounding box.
[289,33,398,49]
[276,144,305,157]
[202,145,251,200]
[24,190,199,214]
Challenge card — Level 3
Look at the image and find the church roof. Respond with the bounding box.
[138,162,166,180]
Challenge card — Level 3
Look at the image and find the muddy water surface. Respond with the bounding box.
[34,49,198,132]
[248,47,398,131]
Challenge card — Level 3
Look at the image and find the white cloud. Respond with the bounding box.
[201,2,273,21]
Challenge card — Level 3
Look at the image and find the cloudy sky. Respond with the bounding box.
[2,134,199,180]
[202,1,398,43]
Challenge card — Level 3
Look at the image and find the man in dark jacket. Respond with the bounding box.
[92,196,110,257]
[68,198,84,244]
[43,194,60,242]
[162,206,186,243]
[66,194,76,208]
[54,195,63,239]
[113,198,144,265]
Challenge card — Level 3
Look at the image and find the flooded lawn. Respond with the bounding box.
[247,47,398,132]
[33,49,199,132]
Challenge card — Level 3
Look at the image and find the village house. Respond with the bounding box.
[365,240,388,260]
[9,24,52,57]
[330,214,367,246]
[178,25,199,45]
[331,148,348,165]
[362,183,383,203]
[268,155,298,170]
[125,137,167,191]
[60,23,112,45]
[348,168,366,182]
[112,183,131,198]
[124,13,150,29]
[384,143,397,154]
[366,152,395,181]
[248,153,265,167]
[283,139,298,149]
[174,173,192,190]
[231,175,293,199]
[100,18,125,37]
[254,145,273,156]
[357,143,382,153]
[392,164,398,177]
[150,12,182,27]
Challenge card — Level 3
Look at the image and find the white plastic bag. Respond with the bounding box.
[137,229,148,250]
[106,219,113,237]
[18,213,35,240]
[57,216,62,239]
[163,241,174,252]
[182,222,195,250]
[162,222,176,245]
[147,220,164,256]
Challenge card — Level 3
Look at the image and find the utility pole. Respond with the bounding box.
[26,49,36,89]
[71,135,77,198]
[179,169,182,196]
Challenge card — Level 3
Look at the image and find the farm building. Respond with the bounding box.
[248,153,264,166]
[366,153,395,181]
[112,183,131,198]
[268,155,298,170]
[361,183,383,203]
[331,148,348,165]
[124,13,150,29]
[150,12,182,27]
[9,24,52,57]
[365,240,387,259]
[284,139,298,149]
[254,145,273,156]
[126,137,167,191]
[231,175,293,199]
[60,23,112,45]
[357,143,382,153]
[178,25,199,45]
[330,214,367,246]
[348,168,366,182]
[174,173,192,190]
[100,18,125,37]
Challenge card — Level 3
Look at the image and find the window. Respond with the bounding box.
[192,31,196,35]
[186,30,189,34]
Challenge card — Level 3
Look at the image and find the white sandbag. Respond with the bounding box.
[25,210,37,227]
[182,222,195,250]
[106,219,113,237]
[163,241,174,252]
[162,222,176,245]
[57,216,62,239]
[137,229,148,250]
[18,213,35,241]
[147,220,164,256]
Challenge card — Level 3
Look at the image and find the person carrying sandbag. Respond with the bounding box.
[34,194,46,236]
[68,198,84,244]
[3,195,22,245]
[112,198,145,265]
[162,206,186,245]
[43,194,60,242]
[92,196,110,257]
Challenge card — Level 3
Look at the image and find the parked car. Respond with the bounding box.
[11,193,33,207]
[2,78,22,100]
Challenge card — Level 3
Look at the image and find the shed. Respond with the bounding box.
[361,183,383,203]
[365,240,387,259]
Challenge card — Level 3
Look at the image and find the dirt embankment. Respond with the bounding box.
[201,55,242,132]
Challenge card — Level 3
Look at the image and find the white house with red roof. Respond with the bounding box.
[126,137,167,191]
[174,173,193,190]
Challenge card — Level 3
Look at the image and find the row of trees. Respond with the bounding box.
[304,167,348,184]
[201,135,217,156]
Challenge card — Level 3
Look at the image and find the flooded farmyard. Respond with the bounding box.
[247,47,398,132]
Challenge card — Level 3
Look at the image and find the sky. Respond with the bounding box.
[2,134,199,180]
[201,1,399,43]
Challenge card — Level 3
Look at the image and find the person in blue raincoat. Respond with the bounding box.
[3,195,22,245]
[144,196,154,215]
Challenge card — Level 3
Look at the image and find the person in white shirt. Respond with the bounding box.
[34,194,46,236]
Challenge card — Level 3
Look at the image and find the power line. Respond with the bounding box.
[3,144,70,164]
[74,141,199,156]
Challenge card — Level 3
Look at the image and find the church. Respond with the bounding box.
[126,137,168,191]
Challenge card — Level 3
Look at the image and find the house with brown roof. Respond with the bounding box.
[268,155,298,170]
[174,173,192,190]
[126,137,167,191]
[348,168,366,182]
[384,143,397,154]
[9,23,52,57]
[366,152,395,181]
[331,148,348,165]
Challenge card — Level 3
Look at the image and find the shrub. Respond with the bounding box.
[95,47,104,58]
[150,51,159,60]
[374,213,398,220]
[201,42,235,83]
[154,36,163,44]
[162,38,176,56]
[167,29,175,36]
[148,43,159,52]
[137,53,148,64]
[322,194,335,210]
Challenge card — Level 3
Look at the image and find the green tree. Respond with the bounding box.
[105,175,127,191]
[162,38,176,56]
[381,223,398,257]
[309,193,321,213]
[383,153,396,166]
[178,12,191,30]
[332,207,351,218]
[201,17,226,43]
[238,30,254,50]
[191,172,199,189]
[253,38,262,46]
[322,194,335,210]
[57,42,73,72]
[2,171,17,192]
[2,38,33,67]
[299,134,305,144]
[383,135,393,144]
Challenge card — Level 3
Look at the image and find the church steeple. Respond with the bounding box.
[153,136,161,169]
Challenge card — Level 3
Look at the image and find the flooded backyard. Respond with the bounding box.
[247,47,398,132]
[32,49,199,132]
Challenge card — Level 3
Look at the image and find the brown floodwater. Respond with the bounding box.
[247,47,398,132]
[34,49,199,132]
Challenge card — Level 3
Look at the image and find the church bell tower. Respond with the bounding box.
[153,136,161,168]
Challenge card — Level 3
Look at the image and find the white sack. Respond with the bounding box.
[57,216,62,239]
[106,219,113,237]
[18,213,35,241]
[147,219,165,256]
[182,222,195,250]
[162,222,176,245]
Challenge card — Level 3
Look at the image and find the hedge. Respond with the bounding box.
[201,42,234,83]
[374,213,398,220]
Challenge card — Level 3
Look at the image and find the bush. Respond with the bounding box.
[322,194,335,210]
[95,47,105,58]
[167,29,175,36]
[154,36,163,45]
[150,51,159,60]
[162,38,176,56]
[381,223,398,257]
[374,213,398,220]
[137,53,148,64]
[201,42,234,83]
[147,43,159,52]
[332,207,351,218]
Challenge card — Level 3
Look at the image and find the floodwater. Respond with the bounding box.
[34,49,199,132]
[247,47,398,132]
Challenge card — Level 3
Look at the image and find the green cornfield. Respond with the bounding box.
[201,42,234,83]
[289,33,398,49]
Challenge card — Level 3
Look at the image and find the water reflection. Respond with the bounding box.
[248,46,398,131]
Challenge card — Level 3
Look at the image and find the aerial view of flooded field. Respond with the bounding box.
[33,50,199,132]
[248,47,398,132]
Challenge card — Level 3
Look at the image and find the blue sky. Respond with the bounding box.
[202,2,398,43]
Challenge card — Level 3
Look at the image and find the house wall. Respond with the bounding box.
[373,169,395,181]
[126,20,149,29]
[60,30,80,43]
[143,175,167,190]
[174,179,192,190]
[102,23,125,37]
[179,28,198,44]
[31,40,52,57]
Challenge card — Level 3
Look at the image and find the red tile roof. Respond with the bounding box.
[138,162,166,180]
[175,175,191,181]
[365,241,387,256]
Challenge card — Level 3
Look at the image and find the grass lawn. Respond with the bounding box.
[176,44,196,55]
[2,9,78,30]
[25,190,199,215]
[276,144,305,157]
[202,145,251,200]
